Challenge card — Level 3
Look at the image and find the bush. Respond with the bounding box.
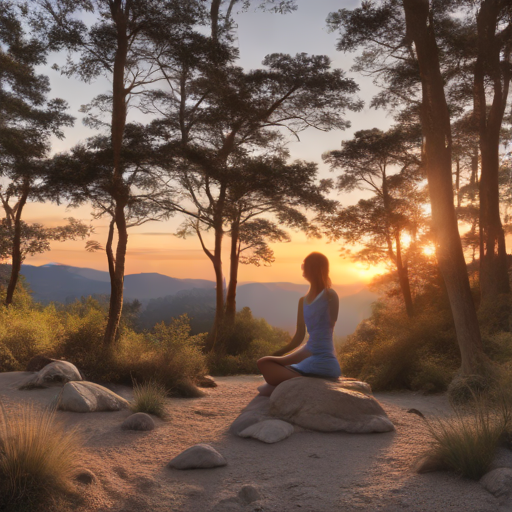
[0,343,19,372]
[130,381,168,418]
[338,301,460,392]
[0,403,82,511]
[207,308,289,376]
[422,396,510,480]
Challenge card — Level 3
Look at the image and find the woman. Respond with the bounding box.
[257,252,341,392]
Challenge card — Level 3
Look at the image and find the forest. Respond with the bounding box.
[1,1,512,509]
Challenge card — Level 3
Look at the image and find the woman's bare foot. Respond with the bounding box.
[257,383,276,397]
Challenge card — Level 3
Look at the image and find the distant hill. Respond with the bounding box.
[18,264,378,336]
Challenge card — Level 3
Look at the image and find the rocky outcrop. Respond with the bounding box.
[19,360,82,389]
[269,377,394,433]
[26,355,56,372]
[168,444,227,470]
[58,381,129,412]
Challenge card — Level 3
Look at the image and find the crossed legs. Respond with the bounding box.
[257,346,312,387]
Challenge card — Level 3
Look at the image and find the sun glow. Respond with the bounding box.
[423,244,436,257]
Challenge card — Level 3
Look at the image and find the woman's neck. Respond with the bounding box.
[307,282,325,299]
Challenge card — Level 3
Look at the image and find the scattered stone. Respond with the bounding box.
[74,469,96,485]
[480,468,512,499]
[197,375,217,388]
[168,443,227,470]
[269,377,394,434]
[414,454,449,474]
[58,381,129,412]
[19,360,82,389]
[121,412,155,431]
[229,396,270,436]
[239,419,294,444]
[26,355,56,372]
[238,485,262,504]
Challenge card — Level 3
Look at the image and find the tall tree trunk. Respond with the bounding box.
[103,5,130,346]
[474,0,511,301]
[225,219,240,326]
[5,179,29,306]
[205,220,225,352]
[403,0,485,376]
[395,231,414,318]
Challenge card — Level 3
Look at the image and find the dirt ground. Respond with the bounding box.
[0,372,510,512]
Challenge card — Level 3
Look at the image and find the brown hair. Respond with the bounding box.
[303,252,331,289]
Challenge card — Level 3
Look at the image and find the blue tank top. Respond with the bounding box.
[303,289,336,357]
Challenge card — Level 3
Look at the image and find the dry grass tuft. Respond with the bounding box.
[130,380,168,418]
[0,402,82,511]
[422,395,510,480]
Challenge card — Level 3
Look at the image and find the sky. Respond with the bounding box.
[21,0,392,285]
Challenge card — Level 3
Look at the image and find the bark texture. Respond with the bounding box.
[474,0,511,300]
[403,0,485,375]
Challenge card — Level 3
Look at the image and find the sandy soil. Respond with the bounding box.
[1,372,510,512]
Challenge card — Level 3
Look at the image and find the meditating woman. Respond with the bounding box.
[257,252,341,393]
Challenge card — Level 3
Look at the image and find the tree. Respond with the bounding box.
[33,0,207,344]
[472,0,512,300]
[328,0,486,375]
[151,52,360,350]
[323,127,425,318]
[0,1,77,305]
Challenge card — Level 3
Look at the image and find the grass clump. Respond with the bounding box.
[0,402,82,511]
[421,395,510,480]
[130,380,168,418]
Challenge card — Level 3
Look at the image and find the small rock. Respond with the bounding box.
[197,375,217,388]
[238,485,262,504]
[239,419,294,444]
[168,444,227,470]
[75,469,96,485]
[26,355,56,372]
[20,360,82,389]
[480,467,512,498]
[121,412,155,431]
[58,381,129,412]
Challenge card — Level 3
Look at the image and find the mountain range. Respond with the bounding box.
[19,264,378,336]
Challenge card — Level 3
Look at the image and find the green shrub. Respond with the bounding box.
[0,343,19,372]
[130,381,168,418]
[422,396,510,480]
[0,402,82,511]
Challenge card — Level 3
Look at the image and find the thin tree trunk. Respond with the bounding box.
[225,219,240,326]
[403,0,485,376]
[474,0,511,301]
[205,221,225,352]
[395,231,414,318]
[5,180,29,306]
[103,5,130,346]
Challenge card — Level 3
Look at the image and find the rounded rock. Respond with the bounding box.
[121,412,155,431]
[168,443,226,470]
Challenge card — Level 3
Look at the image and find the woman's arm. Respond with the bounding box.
[271,298,306,356]
[327,288,339,328]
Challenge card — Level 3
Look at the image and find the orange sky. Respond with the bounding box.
[22,201,386,285]
[16,1,392,287]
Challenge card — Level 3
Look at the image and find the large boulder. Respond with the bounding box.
[480,468,512,499]
[239,419,294,444]
[19,360,82,389]
[269,377,394,433]
[168,444,227,470]
[58,381,129,412]
[229,395,271,436]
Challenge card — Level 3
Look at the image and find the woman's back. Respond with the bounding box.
[303,289,336,357]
